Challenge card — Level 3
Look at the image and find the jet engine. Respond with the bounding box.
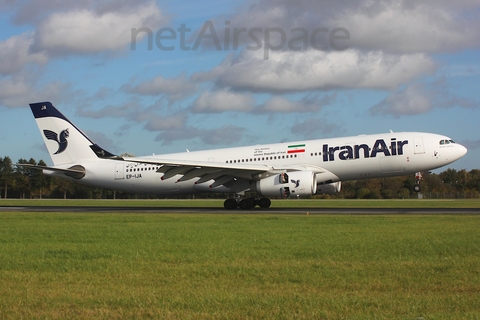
[254,171,317,197]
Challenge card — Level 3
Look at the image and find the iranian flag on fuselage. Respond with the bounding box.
[287,144,305,154]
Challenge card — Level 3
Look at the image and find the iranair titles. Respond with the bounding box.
[323,138,408,162]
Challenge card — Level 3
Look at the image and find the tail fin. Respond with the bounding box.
[30,102,117,166]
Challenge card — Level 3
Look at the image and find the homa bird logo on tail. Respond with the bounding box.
[43,128,69,154]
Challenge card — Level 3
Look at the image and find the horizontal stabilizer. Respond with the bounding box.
[16,163,86,179]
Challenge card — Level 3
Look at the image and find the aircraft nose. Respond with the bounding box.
[458,144,468,157]
[453,143,468,160]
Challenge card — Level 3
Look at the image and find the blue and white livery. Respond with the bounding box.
[21,102,467,209]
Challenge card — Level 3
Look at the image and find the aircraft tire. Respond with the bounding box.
[258,197,271,208]
[413,184,421,193]
[224,198,238,209]
[239,198,255,209]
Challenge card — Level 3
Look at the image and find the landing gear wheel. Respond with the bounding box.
[413,184,421,193]
[224,198,238,209]
[239,198,255,209]
[258,197,271,208]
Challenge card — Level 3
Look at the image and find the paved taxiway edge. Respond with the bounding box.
[1,206,480,215]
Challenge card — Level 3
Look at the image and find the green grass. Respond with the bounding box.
[0,212,479,319]
[1,198,480,208]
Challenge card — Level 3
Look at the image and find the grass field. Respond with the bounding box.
[0,209,479,319]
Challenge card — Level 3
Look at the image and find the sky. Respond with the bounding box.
[1,0,479,171]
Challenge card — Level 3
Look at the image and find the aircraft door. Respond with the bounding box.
[413,137,425,154]
[115,163,124,180]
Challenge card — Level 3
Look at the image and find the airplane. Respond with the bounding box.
[19,101,467,209]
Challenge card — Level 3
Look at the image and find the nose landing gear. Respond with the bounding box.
[413,172,422,192]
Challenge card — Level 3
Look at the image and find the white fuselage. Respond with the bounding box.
[52,132,467,195]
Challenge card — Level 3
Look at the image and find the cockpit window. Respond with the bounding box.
[439,139,456,145]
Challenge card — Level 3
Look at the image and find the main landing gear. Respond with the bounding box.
[223,197,271,209]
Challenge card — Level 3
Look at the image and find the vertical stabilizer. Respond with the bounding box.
[29,102,115,166]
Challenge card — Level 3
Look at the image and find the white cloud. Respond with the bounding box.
[290,118,343,139]
[200,0,480,54]
[370,79,480,117]
[201,125,246,145]
[144,113,187,131]
[370,84,432,116]
[462,139,480,151]
[192,90,255,113]
[77,101,143,119]
[262,93,335,113]
[32,1,165,55]
[123,74,197,103]
[0,75,70,108]
[0,77,29,100]
[0,32,48,75]
[155,125,246,146]
[263,96,303,113]
[193,49,436,93]
[4,1,166,27]
[77,100,188,131]
[330,2,480,54]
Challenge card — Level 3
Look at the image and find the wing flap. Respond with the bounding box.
[194,169,236,184]
[177,167,220,182]
[161,166,192,180]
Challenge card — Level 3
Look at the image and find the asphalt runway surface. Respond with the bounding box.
[1,206,480,215]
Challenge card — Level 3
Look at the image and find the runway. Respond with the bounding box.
[1,205,480,215]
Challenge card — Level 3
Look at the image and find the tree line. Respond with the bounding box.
[1,156,479,199]
[335,168,480,199]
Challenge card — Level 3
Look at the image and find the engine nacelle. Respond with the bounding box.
[316,181,341,194]
[254,171,317,197]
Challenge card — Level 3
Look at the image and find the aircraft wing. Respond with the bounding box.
[121,156,273,182]
[120,157,335,186]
